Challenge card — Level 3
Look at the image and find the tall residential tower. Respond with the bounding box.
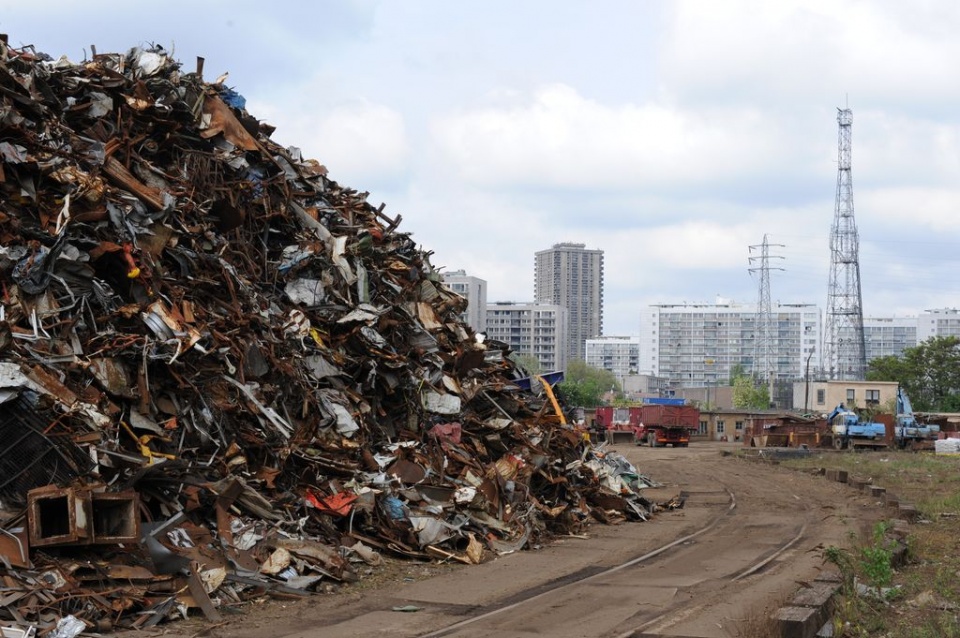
[441,269,487,333]
[485,302,568,372]
[535,243,604,362]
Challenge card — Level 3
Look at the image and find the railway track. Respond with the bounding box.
[178,444,870,638]
[421,481,814,638]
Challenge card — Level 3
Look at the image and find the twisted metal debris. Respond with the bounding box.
[0,38,664,633]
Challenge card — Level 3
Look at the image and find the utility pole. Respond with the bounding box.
[824,107,867,380]
[748,235,784,393]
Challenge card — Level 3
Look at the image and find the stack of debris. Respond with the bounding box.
[0,38,665,634]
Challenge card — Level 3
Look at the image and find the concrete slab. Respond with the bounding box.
[775,605,823,638]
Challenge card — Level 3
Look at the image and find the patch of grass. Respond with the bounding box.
[781,450,960,636]
[918,491,960,520]
[829,594,888,637]
[889,612,960,638]
[933,563,960,602]
[821,529,899,636]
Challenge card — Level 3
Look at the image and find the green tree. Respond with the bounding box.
[727,363,748,386]
[555,360,620,408]
[732,374,770,409]
[941,393,960,411]
[510,354,543,376]
[867,336,960,411]
[865,355,909,384]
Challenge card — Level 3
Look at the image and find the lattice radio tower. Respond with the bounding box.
[749,234,784,380]
[824,107,867,380]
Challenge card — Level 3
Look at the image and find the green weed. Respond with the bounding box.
[892,613,960,638]
[784,450,960,636]
[859,522,895,598]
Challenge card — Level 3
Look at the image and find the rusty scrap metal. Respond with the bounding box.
[0,39,670,634]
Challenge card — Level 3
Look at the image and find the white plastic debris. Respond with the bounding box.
[49,615,85,638]
[935,438,960,455]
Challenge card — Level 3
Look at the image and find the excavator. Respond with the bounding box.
[827,404,886,450]
[894,387,940,449]
[828,387,940,450]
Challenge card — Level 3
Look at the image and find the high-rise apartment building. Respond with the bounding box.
[441,269,487,333]
[585,336,640,383]
[639,301,821,389]
[835,312,960,366]
[534,243,603,362]
[862,317,917,362]
[859,311,960,363]
[485,302,568,372]
[918,308,960,342]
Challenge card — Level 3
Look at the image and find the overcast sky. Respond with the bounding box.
[3,1,959,335]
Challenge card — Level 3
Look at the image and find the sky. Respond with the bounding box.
[3,1,960,335]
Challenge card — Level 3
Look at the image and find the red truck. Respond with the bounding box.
[594,406,642,444]
[594,402,700,447]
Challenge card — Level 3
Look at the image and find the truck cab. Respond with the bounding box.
[828,403,886,450]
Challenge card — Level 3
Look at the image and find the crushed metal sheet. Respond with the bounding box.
[0,38,663,635]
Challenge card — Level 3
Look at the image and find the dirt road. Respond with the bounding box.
[154,443,882,638]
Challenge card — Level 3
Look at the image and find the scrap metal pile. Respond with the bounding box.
[0,38,664,634]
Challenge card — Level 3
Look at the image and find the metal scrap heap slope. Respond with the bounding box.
[0,40,662,632]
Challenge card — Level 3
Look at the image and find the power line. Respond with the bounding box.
[748,234,784,379]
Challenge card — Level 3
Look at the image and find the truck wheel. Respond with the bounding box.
[833,437,846,450]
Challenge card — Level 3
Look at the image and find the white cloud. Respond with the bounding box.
[853,112,960,187]
[314,103,409,179]
[605,222,757,272]
[431,84,786,192]
[7,0,957,334]
[860,187,960,232]
[662,0,960,106]
[254,97,410,187]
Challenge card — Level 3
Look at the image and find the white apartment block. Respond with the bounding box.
[535,243,604,362]
[859,310,960,363]
[639,301,821,389]
[585,336,640,382]
[441,270,487,333]
[918,308,960,342]
[486,302,568,372]
[841,311,960,366]
[862,316,917,362]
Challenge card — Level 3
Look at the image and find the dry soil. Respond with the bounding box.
[135,442,884,638]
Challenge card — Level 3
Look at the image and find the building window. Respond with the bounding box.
[716,420,725,434]
[698,420,707,435]
[866,389,880,405]
[816,389,825,405]
[846,389,856,403]
[735,421,743,431]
